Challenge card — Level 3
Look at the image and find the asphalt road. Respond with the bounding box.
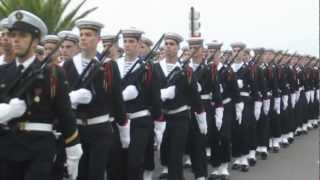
[153,128,319,180]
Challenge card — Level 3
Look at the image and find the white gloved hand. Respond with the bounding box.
[122,85,139,101]
[254,101,262,121]
[310,90,315,103]
[0,98,26,124]
[69,88,92,108]
[282,95,289,110]
[235,102,244,125]
[263,99,270,115]
[290,93,296,108]
[215,107,224,131]
[305,91,311,103]
[295,91,300,103]
[195,112,207,135]
[316,89,320,101]
[197,82,202,92]
[160,86,176,101]
[117,120,131,148]
[154,121,166,150]
[66,143,83,180]
[274,97,281,114]
[237,79,244,89]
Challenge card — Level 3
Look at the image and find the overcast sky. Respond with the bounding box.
[68,0,319,56]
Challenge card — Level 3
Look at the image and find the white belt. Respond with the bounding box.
[240,92,250,97]
[222,98,232,104]
[163,105,189,115]
[77,114,111,126]
[18,122,53,132]
[128,110,150,119]
[201,94,211,100]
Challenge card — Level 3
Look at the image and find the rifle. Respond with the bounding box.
[227,48,243,66]
[121,34,165,82]
[1,36,67,101]
[165,47,200,85]
[285,52,298,65]
[269,50,283,65]
[70,30,122,90]
[252,48,265,65]
[275,50,289,65]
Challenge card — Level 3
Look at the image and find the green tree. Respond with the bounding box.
[0,0,97,34]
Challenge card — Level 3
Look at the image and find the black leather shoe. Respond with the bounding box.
[158,172,168,179]
[288,137,294,144]
[240,164,249,172]
[280,142,289,148]
[272,147,280,153]
[183,163,192,169]
[248,158,256,166]
[260,152,268,160]
[231,163,241,170]
[208,174,219,180]
[209,174,230,180]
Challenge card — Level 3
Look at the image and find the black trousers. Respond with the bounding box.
[160,112,189,180]
[185,112,207,178]
[269,98,282,138]
[77,122,115,180]
[107,117,153,180]
[0,133,56,180]
[247,99,257,151]
[257,111,270,147]
[51,136,67,180]
[209,101,233,167]
[143,122,155,171]
[231,98,251,158]
[127,117,153,180]
[106,125,127,180]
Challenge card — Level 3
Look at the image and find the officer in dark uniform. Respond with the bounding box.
[138,35,158,180]
[0,10,82,180]
[255,49,273,157]
[155,32,205,180]
[230,42,251,172]
[115,28,164,180]
[184,37,211,180]
[206,41,235,180]
[243,48,261,166]
[62,19,129,180]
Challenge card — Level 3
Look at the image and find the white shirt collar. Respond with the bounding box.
[231,62,243,72]
[159,58,181,77]
[16,55,36,69]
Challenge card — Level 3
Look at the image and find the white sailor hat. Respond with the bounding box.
[230,42,246,49]
[0,18,10,32]
[164,32,183,44]
[121,28,144,39]
[141,36,153,47]
[7,10,48,40]
[206,40,223,49]
[101,34,117,43]
[187,37,203,47]
[75,19,104,34]
[58,30,79,43]
[42,35,60,44]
